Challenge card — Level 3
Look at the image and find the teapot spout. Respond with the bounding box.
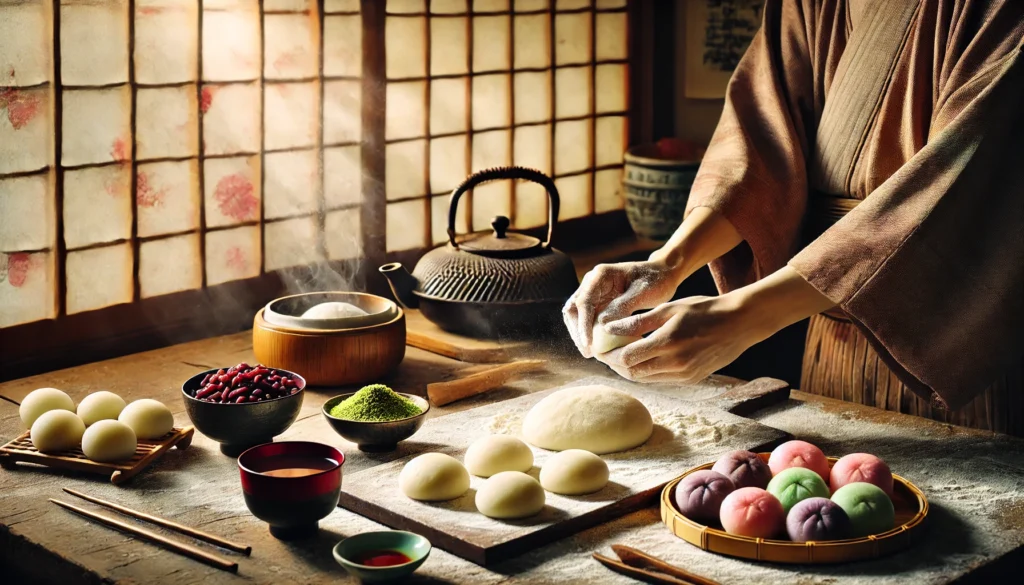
[379,263,419,309]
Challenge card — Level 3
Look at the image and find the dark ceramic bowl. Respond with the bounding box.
[182,367,305,456]
[322,393,429,452]
[238,441,345,540]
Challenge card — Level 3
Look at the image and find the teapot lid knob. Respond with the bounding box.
[491,216,510,238]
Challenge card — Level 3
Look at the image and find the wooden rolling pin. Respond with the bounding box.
[427,360,546,406]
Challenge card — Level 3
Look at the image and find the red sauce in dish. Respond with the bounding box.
[356,550,412,567]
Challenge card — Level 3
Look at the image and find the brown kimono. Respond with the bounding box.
[686,0,1024,435]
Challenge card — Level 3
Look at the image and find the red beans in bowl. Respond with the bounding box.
[188,363,302,404]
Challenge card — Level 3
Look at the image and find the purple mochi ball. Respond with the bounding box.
[712,450,773,490]
[786,497,851,542]
[674,470,736,524]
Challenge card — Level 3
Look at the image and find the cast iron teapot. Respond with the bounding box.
[379,166,579,339]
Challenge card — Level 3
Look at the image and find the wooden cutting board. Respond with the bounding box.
[338,377,791,566]
[404,309,531,363]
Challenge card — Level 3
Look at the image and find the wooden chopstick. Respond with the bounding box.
[50,499,239,574]
[611,545,721,585]
[62,488,251,555]
[594,552,694,585]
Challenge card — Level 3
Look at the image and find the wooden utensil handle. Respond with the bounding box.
[427,360,545,406]
[610,545,721,585]
[593,553,694,585]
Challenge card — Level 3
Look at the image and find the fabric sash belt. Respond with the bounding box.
[804,193,861,321]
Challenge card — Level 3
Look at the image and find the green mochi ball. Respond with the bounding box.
[766,467,831,513]
[831,482,895,537]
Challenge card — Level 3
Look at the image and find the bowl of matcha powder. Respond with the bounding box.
[322,384,429,452]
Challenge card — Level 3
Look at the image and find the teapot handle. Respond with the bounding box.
[447,166,560,250]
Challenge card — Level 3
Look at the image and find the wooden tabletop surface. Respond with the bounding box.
[1,332,1021,584]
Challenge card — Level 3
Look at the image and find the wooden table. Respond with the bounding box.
[1,333,1022,584]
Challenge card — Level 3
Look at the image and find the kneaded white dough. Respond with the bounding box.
[475,471,546,519]
[20,388,76,429]
[464,435,534,478]
[591,325,641,355]
[539,449,610,495]
[118,399,174,440]
[77,391,127,426]
[82,420,137,462]
[30,410,86,454]
[301,301,368,319]
[522,385,653,455]
[400,453,471,501]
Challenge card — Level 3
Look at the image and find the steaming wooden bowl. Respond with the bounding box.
[253,302,406,387]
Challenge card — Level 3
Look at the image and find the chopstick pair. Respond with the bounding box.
[593,545,721,585]
[51,487,251,574]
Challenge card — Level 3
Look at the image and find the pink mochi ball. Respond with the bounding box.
[719,487,786,539]
[768,440,831,482]
[830,453,894,497]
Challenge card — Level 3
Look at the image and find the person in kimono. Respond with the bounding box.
[563,0,1024,436]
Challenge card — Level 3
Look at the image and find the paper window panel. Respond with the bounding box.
[476,0,510,12]
[471,74,510,130]
[0,86,52,174]
[264,149,320,219]
[595,115,625,167]
[0,0,52,87]
[555,66,592,119]
[264,216,323,271]
[429,134,468,194]
[472,129,510,172]
[430,77,468,135]
[136,86,199,161]
[325,208,362,260]
[554,12,591,66]
[596,0,626,8]
[514,0,549,11]
[205,225,260,285]
[556,173,590,220]
[60,0,129,86]
[385,199,426,252]
[264,82,319,151]
[0,174,53,253]
[472,182,511,231]
[513,123,551,174]
[430,17,468,76]
[514,181,547,229]
[61,87,131,167]
[554,119,590,175]
[265,0,311,11]
[473,16,510,73]
[596,11,627,61]
[594,167,623,212]
[431,194,469,244]
[136,160,200,237]
[202,2,260,82]
[432,0,467,13]
[385,81,426,140]
[556,0,590,9]
[0,251,55,327]
[513,15,549,69]
[134,1,199,85]
[324,80,361,144]
[204,156,261,228]
[385,140,426,200]
[595,63,626,113]
[65,243,133,314]
[512,72,550,124]
[323,15,362,77]
[63,165,132,250]
[387,0,425,13]
[324,145,362,208]
[265,14,319,80]
[325,0,360,13]
[386,17,426,79]
[139,234,201,298]
[201,83,260,155]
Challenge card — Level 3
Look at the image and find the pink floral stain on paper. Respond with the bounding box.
[111,137,129,162]
[225,246,248,272]
[214,173,258,222]
[136,171,166,208]
[200,86,217,114]
[4,253,32,288]
[0,88,42,130]
[103,169,129,198]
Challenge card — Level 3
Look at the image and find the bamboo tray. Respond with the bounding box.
[0,426,194,485]
[660,453,929,564]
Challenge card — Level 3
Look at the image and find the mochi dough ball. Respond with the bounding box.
[400,453,471,501]
[591,325,641,355]
[539,449,609,495]
[30,410,86,454]
[522,385,653,454]
[830,482,895,537]
[719,487,785,538]
[830,453,894,497]
[20,388,76,429]
[475,471,546,519]
[465,435,534,478]
[673,470,736,524]
[786,497,851,542]
[77,391,127,426]
[82,420,137,462]
[768,440,831,482]
[712,450,773,490]
[767,467,831,513]
[301,302,368,320]
[118,399,174,440]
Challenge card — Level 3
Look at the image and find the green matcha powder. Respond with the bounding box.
[330,384,422,422]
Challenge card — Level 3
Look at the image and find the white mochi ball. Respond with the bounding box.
[522,385,653,455]
[464,435,534,478]
[77,391,127,426]
[539,449,610,495]
[82,420,138,462]
[301,302,368,320]
[20,388,76,429]
[475,471,546,519]
[30,410,86,454]
[399,453,471,501]
[591,325,641,355]
[118,399,174,440]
